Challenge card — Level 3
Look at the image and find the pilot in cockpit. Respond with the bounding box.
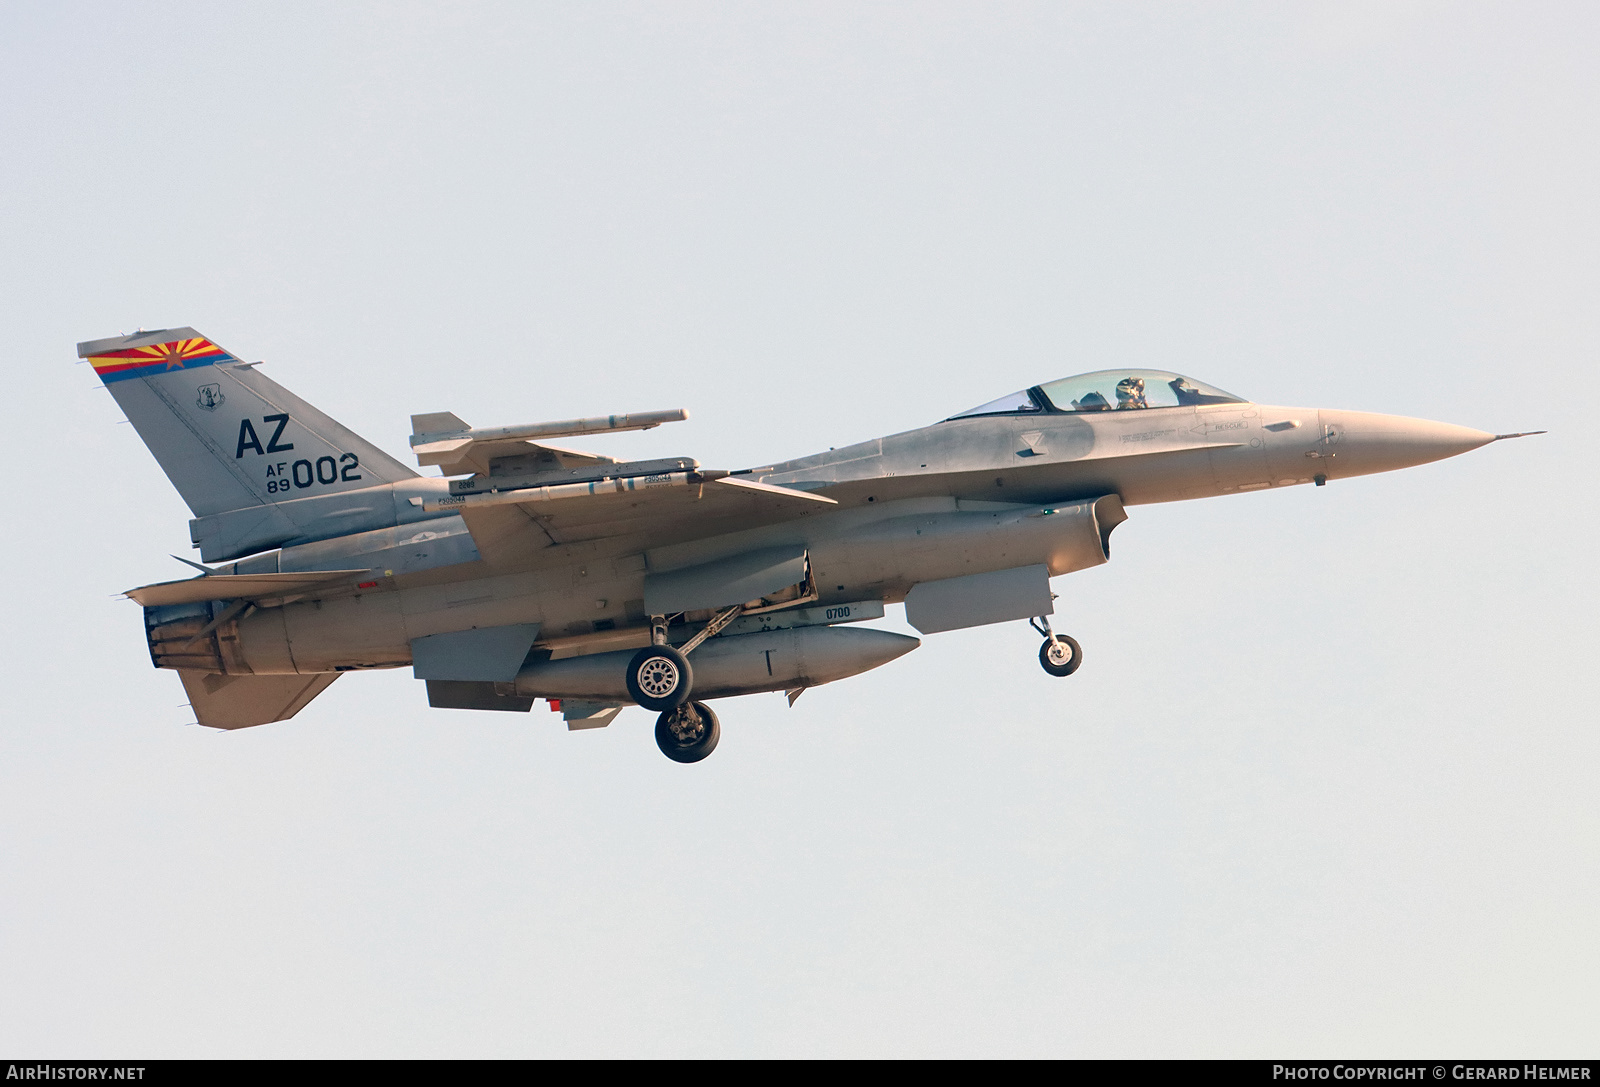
[1115,376,1148,409]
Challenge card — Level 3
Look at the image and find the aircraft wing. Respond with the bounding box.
[406,411,837,568]
[432,472,837,569]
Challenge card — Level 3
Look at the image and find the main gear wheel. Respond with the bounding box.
[655,701,721,763]
[626,645,693,711]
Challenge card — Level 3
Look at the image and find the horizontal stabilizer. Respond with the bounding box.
[179,670,340,729]
[126,570,372,606]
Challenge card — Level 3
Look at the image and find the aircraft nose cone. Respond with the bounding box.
[1319,409,1496,478]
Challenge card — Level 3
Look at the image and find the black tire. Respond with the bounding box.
[1039,634,1083,677]
[626,645,693,711]
[655,701,721,763]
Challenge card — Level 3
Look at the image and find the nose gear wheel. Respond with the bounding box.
[1039,633,1083,677]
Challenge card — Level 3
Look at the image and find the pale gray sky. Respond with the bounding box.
[2,1,1595,1056]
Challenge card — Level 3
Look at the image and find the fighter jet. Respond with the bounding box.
[81,328,1538,762]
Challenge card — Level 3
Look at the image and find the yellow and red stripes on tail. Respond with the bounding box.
[88,336,236,383]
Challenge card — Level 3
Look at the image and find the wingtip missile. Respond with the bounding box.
[408,408,690,447]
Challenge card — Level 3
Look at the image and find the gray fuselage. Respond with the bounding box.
[169,398,1489,682]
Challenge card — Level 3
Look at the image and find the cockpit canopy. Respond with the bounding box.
[950,369,1245,419]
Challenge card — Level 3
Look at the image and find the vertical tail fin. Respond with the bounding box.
[78,328,415,518]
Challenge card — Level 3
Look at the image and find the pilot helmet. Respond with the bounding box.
[1115,376,1146,403]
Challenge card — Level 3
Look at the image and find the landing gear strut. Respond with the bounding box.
[628,606,744,716]
[655,701,720,763]
[633,607,744,756]
[1030,616,1082,678]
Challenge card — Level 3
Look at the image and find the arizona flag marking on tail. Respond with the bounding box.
[87,336,237,383]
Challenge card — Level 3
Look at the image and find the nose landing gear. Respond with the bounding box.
[655,700,721,763]
[1030,616,1082,678]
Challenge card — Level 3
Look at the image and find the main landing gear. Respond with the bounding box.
[655,701,721,763]
[625,645,692,711]
[629,607,743,761]
[1029,616,1083,678]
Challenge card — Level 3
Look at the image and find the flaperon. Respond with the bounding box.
[81,328,1537,762]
